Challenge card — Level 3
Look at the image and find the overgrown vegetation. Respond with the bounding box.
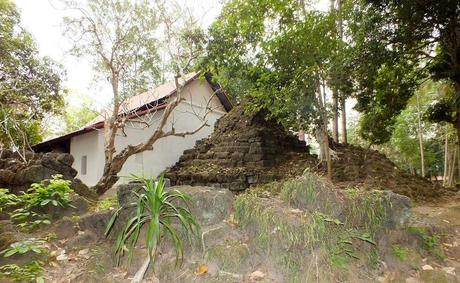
[0,188,18,212]
[0,260,45,283]
[92,196,118,212]
[0,238,49,283]
[391,245,409,262]
[408,227,446,260]
[0,238,47,257]
[0,175,75,230]
[105,175,200,283]
[233,173,390,281]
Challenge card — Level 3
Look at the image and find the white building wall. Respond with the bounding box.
[70,79,227,186]
[70,130,105,186]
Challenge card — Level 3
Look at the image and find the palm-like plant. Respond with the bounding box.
[105,175,199,283]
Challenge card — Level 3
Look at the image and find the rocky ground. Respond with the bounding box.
[2,173,457,283]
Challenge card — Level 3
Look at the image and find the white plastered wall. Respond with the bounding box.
[70,79,227,186]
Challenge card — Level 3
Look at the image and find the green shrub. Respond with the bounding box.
[105,175,200,282]
[21,175,74,208]
[391,245,409,261]
[0,260,44,283]
[10,175,74,229]
[0,188,19,212]
[408,227,446,260]
[0,238,48,257]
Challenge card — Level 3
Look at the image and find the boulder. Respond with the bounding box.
[71,179,98,200]
[116,184,234,227]
[41,152,77,178]
[13,165,59,185]
[383,191,412,229]
[0,150,92,199]
[78,210,113,238]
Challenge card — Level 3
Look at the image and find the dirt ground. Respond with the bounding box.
[378,193,460,283]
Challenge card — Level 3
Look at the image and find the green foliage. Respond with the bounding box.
[0,260,44,283]
[351,0,460,143]
[93,196,118,212]
[0,238,47,257]
[0,188,19,212]
[344,189,388,236]
[408,227,446,260]
[234,175,388,280]
[105,175,200,267]
[391,245,409,262]
[0,0,64,149]
[10,175,74,229]
[203,0,344,132]
[24,175,74,208]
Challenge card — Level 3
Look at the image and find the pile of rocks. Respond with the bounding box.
[166,106,316,190]
[0,149,95,198]
[329,142,443,201]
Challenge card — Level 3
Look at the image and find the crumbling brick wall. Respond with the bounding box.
[166,106,315,190]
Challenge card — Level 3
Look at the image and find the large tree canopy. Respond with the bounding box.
[203,0,342,130]
[0,0,64,150]
[349,0,460,144]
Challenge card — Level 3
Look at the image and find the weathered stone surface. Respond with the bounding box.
[382,191,412,228]
[175,186,234,226]
[116,184,234,227]
[71,179,98,200]
[117,182,142,207]
[78,210,113,237]
[54,217,77,239]
[0,151,96,199]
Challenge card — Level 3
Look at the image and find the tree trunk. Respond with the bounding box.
[337,0,347,145]
[340,97,347,144]
[448,148,457,187]
[318,80,333,181]
[131,256,152,283]
[443,132,449,187]
[453,81,460,186]
[332,91,339,143]
[415,92,425,177]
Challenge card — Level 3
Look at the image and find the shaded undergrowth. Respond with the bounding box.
[234,172,393,282]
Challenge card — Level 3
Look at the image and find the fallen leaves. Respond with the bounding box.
[194,264,208,276]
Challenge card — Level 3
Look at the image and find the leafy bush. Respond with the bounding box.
[0,188,19,212]
[21,175,74,208]
[0,260,44,283]
[0,238,48,257]
[106,175,200,282]
[0,238,47,282]
[10,175,74,229]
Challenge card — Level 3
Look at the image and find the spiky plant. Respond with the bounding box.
[105,175,200,283]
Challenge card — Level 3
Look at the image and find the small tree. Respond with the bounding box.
[63,0,208,195]
[105,176,199,283]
